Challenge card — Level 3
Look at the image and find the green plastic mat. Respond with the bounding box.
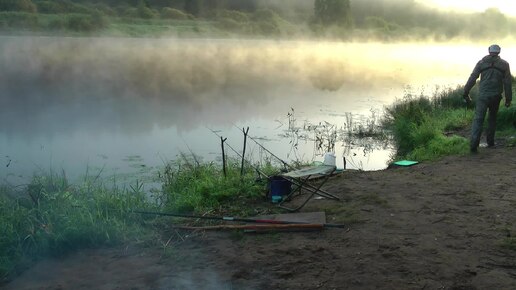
[393,160,419,166]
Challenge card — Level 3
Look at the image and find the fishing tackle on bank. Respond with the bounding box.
[231,124,294,171]
[133,210,347,228]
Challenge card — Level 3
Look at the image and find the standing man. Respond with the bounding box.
[463,44,512,153]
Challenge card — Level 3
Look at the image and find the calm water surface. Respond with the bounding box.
[1,37,509,185]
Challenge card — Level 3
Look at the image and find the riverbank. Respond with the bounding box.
[2,143,515,289]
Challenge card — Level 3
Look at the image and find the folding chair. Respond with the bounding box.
[278,164,340,212]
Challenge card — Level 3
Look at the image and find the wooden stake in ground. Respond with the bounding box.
[241,126,249,177]
[220,136,227,178]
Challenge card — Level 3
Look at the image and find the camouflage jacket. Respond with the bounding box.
[464,54,512,102]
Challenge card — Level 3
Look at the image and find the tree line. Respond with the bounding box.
[1,0,349,25]
[2,0,516,40]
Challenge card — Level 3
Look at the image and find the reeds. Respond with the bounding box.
[382,85,516,161]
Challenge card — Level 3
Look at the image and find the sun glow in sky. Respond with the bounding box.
[418,0,516,16]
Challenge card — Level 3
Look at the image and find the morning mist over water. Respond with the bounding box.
[1,36,513,184]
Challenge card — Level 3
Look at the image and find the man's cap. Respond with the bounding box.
[489,44,501,54]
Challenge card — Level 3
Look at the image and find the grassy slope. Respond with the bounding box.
[383,85,516,161]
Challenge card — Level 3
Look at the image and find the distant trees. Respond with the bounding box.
[3,0,516,40]
[184,0,201,16]
[161,7,190,19]
[475,8,508,38]
[314,0,352,27]
[137,0,156,18]
[0,0,37,13]
[182,0,259,17]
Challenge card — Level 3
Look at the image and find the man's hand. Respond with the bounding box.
[505,101,511,108]
[463,94,472,105]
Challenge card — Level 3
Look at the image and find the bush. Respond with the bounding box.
[36,1,65,14]
[384,94,433,126]
[218,9,249,23]
[121,6,157,19]
[216,17,242,32]
[137,6,156,19]
[0,12,38,29]
[383,88,474,159]
[47,15,67,30]
[432,86,469,110]
[90,3,116,17]
[0,0,37,13]
[497,106,516,130]
[161,7,190,20]
[36,0,94,15]
[250,20,280,35]
[66,13,106,32]
[250,9,285,35]
[122,7,138,18]
[67,14,91,31]
[364,16,401,32]
[90,10,108,28]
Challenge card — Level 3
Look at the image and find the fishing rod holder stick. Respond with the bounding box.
[220,136,227,178]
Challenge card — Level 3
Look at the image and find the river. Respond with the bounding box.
[1,36,508,186]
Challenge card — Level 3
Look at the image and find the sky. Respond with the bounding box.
[418,0,516,16]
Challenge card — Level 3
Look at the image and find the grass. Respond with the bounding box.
[382,85,516,161]
[0,171,153,282]
[156,154,278,216]
[0,151,300,283]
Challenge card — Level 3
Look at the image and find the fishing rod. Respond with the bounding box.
[172,224,324,232]
[133,210,347,228]
[205,126,269,179]
[231,124,294,171]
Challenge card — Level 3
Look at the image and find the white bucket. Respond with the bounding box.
[323,152,336,166]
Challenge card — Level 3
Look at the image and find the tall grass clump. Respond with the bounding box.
[383,86,472,161]
[158,154,273,215]
[496,105,516,132]
[0,172,152,282]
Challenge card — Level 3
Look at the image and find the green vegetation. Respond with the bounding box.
[383,86,516,161]
[0,171,154,281]
[157,155,277,215]
[2,0,516,39]
[3,1,516,283]
[0,155,283,282]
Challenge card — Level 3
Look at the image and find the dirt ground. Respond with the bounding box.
[2,145,516,290]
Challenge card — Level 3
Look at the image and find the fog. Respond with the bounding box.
[0,36,480,138]
[2,35,515,183]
